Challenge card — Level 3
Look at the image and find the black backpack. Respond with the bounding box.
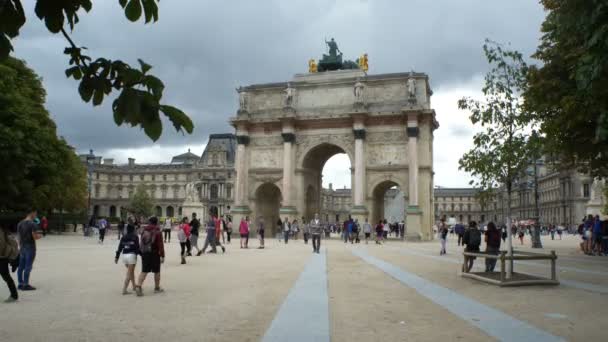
[469,229,482,247]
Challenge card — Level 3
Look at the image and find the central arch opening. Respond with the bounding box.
[302,143,352,224]
[372,180,407,239]
[255,182,282,236]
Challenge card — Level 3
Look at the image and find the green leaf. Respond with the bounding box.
[78,79,94,102]
[143,75,164,100]
[160,105,194,134]
[143,115,162,141]
[138,58,152,73]
[119,0,128,8]
[92,89,104,106]
[125,0,143,22]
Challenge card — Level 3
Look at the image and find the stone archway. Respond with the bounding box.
[254,182,282,236]
[230,69,438,240]
[300,143,351,223]
[371,180,406,226]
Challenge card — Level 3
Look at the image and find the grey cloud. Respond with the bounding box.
[12,0,544,154]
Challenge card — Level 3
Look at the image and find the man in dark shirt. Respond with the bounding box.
[17,209,40,291]
[189,213,201,256]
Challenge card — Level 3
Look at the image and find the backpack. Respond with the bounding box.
[469,229,481,247]
[140,228,156,254]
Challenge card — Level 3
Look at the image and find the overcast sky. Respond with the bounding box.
[13,0,545,189]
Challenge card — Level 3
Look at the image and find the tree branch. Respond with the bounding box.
[60,27,89,68]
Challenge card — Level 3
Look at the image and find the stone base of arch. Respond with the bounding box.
[279,206,298,216]
[405,206,423,241]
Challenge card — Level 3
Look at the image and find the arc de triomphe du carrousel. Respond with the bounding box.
[228,41,438,240]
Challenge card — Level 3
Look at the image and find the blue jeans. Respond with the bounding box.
[18,245,36,286]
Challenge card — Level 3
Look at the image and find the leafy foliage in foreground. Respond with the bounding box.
[0,0,193,141]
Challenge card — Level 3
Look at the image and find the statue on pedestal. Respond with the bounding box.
[354,77,365,103]
[236,86,248,112]
[316,37,359,72]
[407,72,417,102]
[185,182,198,203]
[284,82,295,107]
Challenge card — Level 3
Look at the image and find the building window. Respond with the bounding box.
[95,172,99,180]
[152,175,156,181]
[228,172,231,179]
[139,174,144,181]
[226,184,232,199]
[198,172,202,179]
[163,174,167,181]
[212,153,219,165]
[451,203,454,212]
[210,184,218,199]
[583,183,590,197]
[129,174,133,181]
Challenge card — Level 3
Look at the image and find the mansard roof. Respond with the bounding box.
[171,149,199,164]
[201,133,236,165]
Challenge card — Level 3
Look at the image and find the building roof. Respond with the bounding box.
[171,149,200,164]
[434,188,480,197]
[201,133,237,165]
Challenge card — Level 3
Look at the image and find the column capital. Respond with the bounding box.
[236,135,250,145]
[353,129,366,140]
[281,132,296,143]
[407,127,419,138]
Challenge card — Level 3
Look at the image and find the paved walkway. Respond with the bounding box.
[1,234,606,341]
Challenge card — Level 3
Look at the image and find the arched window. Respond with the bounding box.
[155,206,162,217]
[212,153,219,165]
[166,206,174,217]
[109,206,117,218]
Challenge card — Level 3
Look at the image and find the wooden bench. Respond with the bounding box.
[461,250,559,286]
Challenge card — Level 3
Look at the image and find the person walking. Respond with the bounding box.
[240,216,250,249]
[219,215,227,245]
[17,210,40,291]
[0,224,19,302]
[162,218,172,243]
[383,219,390,240]
[189,213,201,256]
[484,222,501,272]
[302,217,310,244]
[593,215,603,256]
[291,219,299,241]
[134,217,165,297]
[310,214,322,253]
[282,217,291,244]
[342,217,352,243]
[98,217,108,244]
[439,217,448,255]
[517,226,525,245]
[454,222,465,246]
[40,216,48,237]
[363,218,372,244]
[214,215,227,253]
[115,224,140,295]
[117,219,125,240]
[257,217,265,249]
[226,217,233,244]
[199,212,219,255]
[276,218,283,242]
[375,220,384,244]
[178,217,191,264]
[462,221,482,272]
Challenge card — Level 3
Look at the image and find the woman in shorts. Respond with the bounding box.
[115,224,140,295]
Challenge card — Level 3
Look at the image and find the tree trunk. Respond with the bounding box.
[506,188,513,279]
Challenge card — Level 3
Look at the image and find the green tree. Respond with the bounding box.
[128,184,153,218]
[0,56,87,212]
[458,40,533,277]
[0,0,193,141]
[525,0,608,178]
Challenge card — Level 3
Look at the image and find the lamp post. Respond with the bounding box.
[86,149,95,218]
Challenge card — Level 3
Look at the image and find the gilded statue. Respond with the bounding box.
[308,59,318,73]
[358,53,369,72]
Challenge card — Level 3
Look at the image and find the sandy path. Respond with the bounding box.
[327,246,492,342]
